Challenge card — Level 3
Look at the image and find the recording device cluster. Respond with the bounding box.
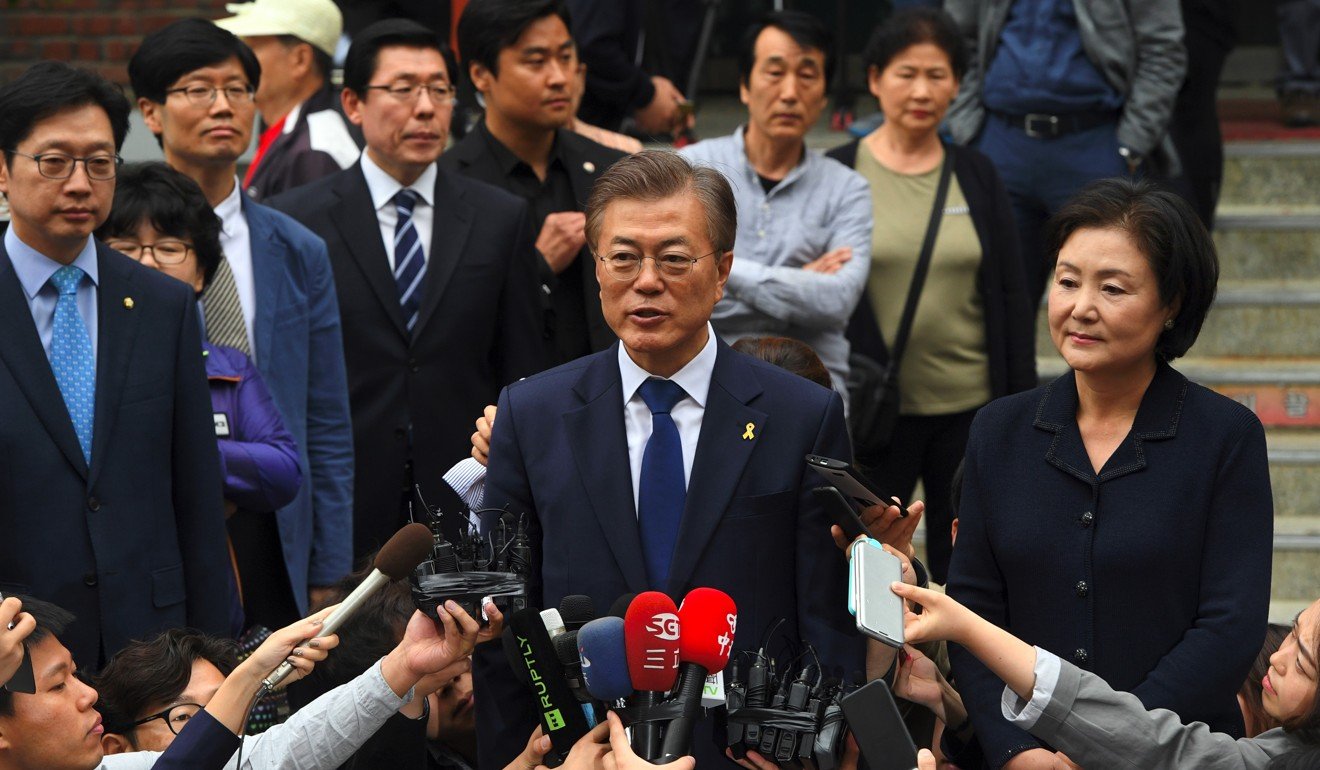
[501,587,738,767]
[724,648,851,770]
[409,492,531,622]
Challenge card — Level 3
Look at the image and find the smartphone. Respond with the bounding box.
[840,679,919,770]
[0,592,35,694]
[812,486,869,541]
[804,455,900,514]
[852,540,905,649]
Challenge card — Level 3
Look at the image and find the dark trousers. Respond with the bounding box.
[227,510,300,631]
[1279,0,1320,94]
[861,407,979,584]
[976,114,1127,305]
[1169,0,1235,229]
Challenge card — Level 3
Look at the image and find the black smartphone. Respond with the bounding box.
[812,486,869,541]
[805,455,902,514]
[0,593,35,694]
[840,679,919,770]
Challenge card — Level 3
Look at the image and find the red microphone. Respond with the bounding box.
[624,591,682,759]
[656,587,737,764]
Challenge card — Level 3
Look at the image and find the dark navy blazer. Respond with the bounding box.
[947,362,1273,768]
[0,241,231,666]
[473,340,865,769]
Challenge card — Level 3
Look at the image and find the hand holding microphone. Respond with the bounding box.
[0,595,36,693]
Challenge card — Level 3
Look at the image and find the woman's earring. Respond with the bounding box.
[1164,318,1175,331]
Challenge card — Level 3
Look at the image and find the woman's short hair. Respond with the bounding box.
[862,7,967,81]
[731,336,832,390]
[96,163,224,291]
[584,149,736,256]
[1045,178,1219,362]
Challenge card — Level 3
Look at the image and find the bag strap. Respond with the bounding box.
[887,145,955,375]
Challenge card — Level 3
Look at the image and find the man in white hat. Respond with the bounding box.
[214,0,362,202]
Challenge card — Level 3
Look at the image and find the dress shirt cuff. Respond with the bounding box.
[443,456,488,512]
[1000,646,1061,730]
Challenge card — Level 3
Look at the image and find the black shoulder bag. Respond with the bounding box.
[848,147,955,463]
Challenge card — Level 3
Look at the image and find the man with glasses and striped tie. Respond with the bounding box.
[129,20,355,629]
[0,62,231,668]
[269,20,547,558]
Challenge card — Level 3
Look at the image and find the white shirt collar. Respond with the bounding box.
[213,176,245,236]
[359,149,437,212]
[618,323,718,409]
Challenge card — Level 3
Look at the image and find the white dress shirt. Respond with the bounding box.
[359,149,437,271]
[213,176,257,359]
[618,325,718,514]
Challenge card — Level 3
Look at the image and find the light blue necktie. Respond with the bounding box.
[638,378,688,589]
[49,265,95,464]
[393,189,426,332]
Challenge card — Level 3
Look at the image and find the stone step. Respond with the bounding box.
[1035,280,1320,359]
[1221,142,1320,208]
[1214,205,1320,282]
[1271,517,1320,603]
[1270,599,1313,626]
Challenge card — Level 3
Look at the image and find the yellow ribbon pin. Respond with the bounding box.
[742,422,755,440]
[123,297,134,309]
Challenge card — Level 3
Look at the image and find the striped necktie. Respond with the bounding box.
[202,257,251,356]
[393,189,426,332]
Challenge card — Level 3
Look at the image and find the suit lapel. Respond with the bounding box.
[241,199,284,360]
[666,344,766,595]
[563,348,650,594]
[0,244,89,478]
[88,246,140,487]
[330,165,408,337]
[414,170,473,335]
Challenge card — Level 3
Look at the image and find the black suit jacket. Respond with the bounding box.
[0,241,231,666]
[439,126,624,357]
[474,341,865,769]
[268,164,548,555]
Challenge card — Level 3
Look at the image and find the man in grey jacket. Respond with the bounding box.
[944,0,1186,305]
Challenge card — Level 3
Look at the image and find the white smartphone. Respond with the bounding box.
[852,541,905,649]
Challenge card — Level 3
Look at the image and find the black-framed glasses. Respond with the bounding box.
[164,84,255,107]
[7,151,121,181]
[596,249,720,281]
[362,82,457,105]
[128,702,204,736]
[104,239,194,264]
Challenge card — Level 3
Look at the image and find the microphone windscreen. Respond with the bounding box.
[559,594,596,630]
[553,630,580,667]
[502,626,532,686]
[540,608,566,637]
[624,591,681,692]
[608,593,637,619]
[577,617,632,701]
[374,522,436,580]
[677,587,738,672]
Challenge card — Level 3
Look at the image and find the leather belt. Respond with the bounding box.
[990,110,1119,139]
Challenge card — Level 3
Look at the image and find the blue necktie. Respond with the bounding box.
[393,189,426,332]
[49,265,95,464]
[638,378,688,589]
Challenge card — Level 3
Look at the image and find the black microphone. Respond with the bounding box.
[559,594,595,631]
[504,607,593,765]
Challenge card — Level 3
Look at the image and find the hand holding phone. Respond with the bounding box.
[852,540,905,649]
[0,594,36,694]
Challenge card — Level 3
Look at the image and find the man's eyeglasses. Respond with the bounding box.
[363,82,457,105]
[164,84,256,107]
[596,249,720,281]
[128,703,204,736]
[105,239,194,264]
[7,151,121,181]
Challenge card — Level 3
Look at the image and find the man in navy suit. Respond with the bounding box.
[268,20,548,557]
[0,63,231,667]
[129,20,354,625]
[474,150,863,768]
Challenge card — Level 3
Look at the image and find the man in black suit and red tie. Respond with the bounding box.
[269,20,548,557]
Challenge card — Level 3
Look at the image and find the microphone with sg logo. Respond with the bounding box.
[623,591,681,760]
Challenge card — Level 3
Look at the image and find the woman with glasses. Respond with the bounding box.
[96,162,301,640]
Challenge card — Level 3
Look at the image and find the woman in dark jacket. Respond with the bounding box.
[826,8,1035,583]
[97,163,301,635]
[947,178,1273,769]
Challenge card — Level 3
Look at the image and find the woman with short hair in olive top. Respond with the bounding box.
[827,7,1036,583]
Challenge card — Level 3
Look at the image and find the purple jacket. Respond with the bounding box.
[204,343,302,512]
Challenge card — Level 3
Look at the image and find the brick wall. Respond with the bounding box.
[1,0,233,89]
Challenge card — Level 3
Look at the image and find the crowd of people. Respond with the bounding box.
[0,0,1315,768]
